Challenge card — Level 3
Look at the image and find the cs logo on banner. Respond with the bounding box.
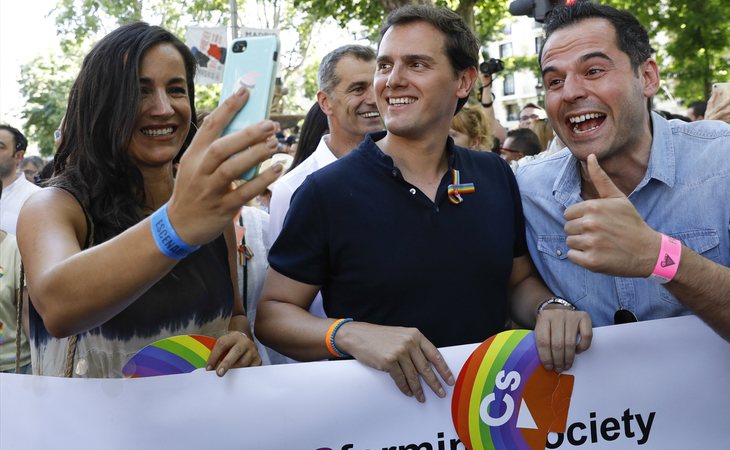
[452,330,574,450]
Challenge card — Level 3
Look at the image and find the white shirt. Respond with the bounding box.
[267,136,338,320]
[509,137,566,172]
[235,206,287,365]
[1,173,40,235]
[267,136,338,249]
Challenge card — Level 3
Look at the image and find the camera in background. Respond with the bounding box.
[479,58,504,76]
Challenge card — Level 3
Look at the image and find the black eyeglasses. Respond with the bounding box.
[614,309,638,325]
[499,147,522,154]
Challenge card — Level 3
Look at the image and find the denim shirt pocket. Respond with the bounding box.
[537,235,588,302]
[659,229,720,304]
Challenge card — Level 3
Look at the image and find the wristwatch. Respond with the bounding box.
[537,296,576,315]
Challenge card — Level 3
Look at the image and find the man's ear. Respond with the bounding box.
[640,58,660,98]
[14,150,25,165]
[317,90,334,117]
[456,66,478,100]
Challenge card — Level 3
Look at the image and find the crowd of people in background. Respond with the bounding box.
[1,0,729,406]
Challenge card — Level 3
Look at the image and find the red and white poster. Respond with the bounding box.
[185,26,227,84]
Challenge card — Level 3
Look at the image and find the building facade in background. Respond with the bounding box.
[487,16,545,130]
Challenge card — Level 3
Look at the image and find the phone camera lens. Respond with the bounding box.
[233,40,247,53]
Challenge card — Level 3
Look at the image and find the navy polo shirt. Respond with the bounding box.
[269,131,527,347]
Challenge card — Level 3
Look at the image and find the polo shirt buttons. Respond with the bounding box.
[409,188,416,195]
[392,169,398,177]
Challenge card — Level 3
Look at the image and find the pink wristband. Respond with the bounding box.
[649,233,682,284]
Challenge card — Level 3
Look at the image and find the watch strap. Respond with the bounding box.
[537,296,576,315]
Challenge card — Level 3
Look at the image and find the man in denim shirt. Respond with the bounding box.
[517,2,730,371]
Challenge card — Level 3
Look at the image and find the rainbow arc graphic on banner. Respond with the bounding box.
[452,330,574,450]
[122,334,217,378]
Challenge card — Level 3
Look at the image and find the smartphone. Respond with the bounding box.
[711,82,730,98]
[219,35,280,180]
[706,82,730,123]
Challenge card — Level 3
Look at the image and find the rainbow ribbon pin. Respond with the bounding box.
[447,169,475,204]
[238,243,253,266]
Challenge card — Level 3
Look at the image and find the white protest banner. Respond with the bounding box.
[1,315,728,449]
[185,26,227,84]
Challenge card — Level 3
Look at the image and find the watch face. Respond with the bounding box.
[614,309,638,325]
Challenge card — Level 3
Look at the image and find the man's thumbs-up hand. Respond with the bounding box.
[586,153,625,199]
[563,154,660,277]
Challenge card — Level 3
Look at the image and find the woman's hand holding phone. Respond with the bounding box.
[168,87,283,247]
[706,82,730,124]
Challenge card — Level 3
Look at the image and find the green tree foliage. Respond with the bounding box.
[18,46,85,156]
[55,0,143,50]
[290,0,728,107]
[441,0,508,44]
[17,0,514,149]
[54,0,231,45]
[287,0,510,106]
[603,0,730,103]
[292,0,508,43]
[18,0,319,150]
[501,54,540,79]
[291,0,391,39]
[194,85,223,116]
[276,4,320,112]
[300,61,321,104]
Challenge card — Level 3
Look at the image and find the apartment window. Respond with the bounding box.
[503,23,512,35]
[503,74,515,96]
[499,43,513,59]
[535,36,544,55]
[506,104,520,122]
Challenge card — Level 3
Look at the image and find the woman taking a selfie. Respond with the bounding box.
[17,22,282,378]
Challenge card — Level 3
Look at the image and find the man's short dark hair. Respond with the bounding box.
[688,100,707,117]
[20,155,44,168]
[318,45,376,94]
[520,103,543,113]
[506,128,542,156]
[379,4,479,113]
[541,1,655,73]
[0,124,28,152]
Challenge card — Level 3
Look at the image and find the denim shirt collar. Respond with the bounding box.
[552,111,676,207]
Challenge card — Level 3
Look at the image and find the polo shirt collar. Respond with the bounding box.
[552,111,676,207]
[361,130,457,171]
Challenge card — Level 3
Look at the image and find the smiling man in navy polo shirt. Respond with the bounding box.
[256,5,588,403]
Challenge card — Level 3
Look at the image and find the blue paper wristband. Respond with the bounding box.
[150,203,200,260]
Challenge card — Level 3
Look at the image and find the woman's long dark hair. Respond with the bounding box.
[288,102,328,172]
[52,22,197,242]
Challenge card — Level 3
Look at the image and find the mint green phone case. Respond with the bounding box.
[219,35,280,180]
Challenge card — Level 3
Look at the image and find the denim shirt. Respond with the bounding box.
[516,113,730,326]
